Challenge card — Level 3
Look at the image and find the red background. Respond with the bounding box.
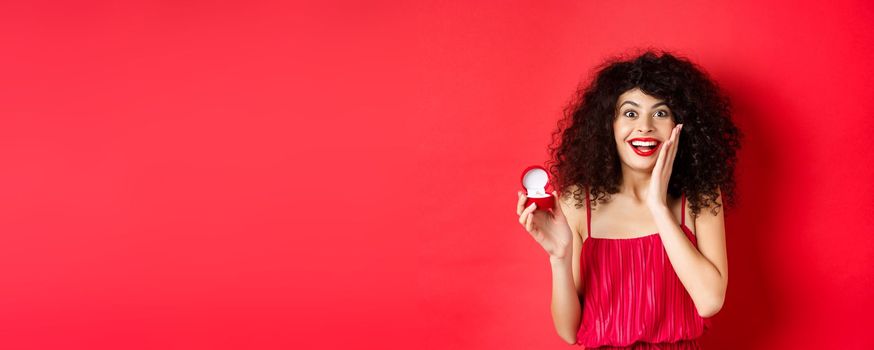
[1,1,872,349]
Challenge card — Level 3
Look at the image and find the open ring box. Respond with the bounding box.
[521,165,555,211]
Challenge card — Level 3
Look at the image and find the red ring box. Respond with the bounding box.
[521,165,555,211]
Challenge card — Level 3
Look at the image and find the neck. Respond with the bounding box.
[619,166,653,204]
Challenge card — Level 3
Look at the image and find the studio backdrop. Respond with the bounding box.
[0,1,872,349]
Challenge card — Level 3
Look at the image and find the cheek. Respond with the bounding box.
[613,124,631,139]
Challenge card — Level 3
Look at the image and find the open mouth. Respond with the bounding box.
[628,139,661,156]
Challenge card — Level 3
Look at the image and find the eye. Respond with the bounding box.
[623,110,637,118]
[655,110,670,118]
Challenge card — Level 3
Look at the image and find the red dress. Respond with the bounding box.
[576,189,712,349]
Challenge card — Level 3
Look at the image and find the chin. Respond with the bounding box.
[623,160,655,172]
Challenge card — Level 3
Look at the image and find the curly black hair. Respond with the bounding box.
[546,49,743,218]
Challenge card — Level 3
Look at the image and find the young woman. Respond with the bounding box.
[516,50,742,349]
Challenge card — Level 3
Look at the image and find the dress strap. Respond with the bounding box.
[585,185,591,238]
[681,192,686,227]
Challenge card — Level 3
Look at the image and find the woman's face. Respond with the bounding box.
[613,88,677,171]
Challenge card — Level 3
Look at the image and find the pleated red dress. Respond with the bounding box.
[575,189,712,349]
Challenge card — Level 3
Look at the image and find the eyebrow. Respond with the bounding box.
[619,101,668,109]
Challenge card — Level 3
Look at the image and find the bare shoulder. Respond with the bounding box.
[683,191,697,236]
[685,188,723,236]
[695,187,726,226]
[558,184,586,240]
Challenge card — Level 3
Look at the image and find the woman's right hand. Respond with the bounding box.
[517,190,574,260]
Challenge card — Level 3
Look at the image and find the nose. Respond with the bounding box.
[636,116,654,133]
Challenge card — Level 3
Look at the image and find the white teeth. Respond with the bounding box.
[631,141,658,146]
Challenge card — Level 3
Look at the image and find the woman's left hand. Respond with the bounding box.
[646,123,683,211]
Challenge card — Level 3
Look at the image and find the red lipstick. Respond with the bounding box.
[627,138,661,157]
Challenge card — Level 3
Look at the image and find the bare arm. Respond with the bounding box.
[549,191,585,345]
[550,244,582,344]
[650,188,728,317]
[518,188,585,345]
